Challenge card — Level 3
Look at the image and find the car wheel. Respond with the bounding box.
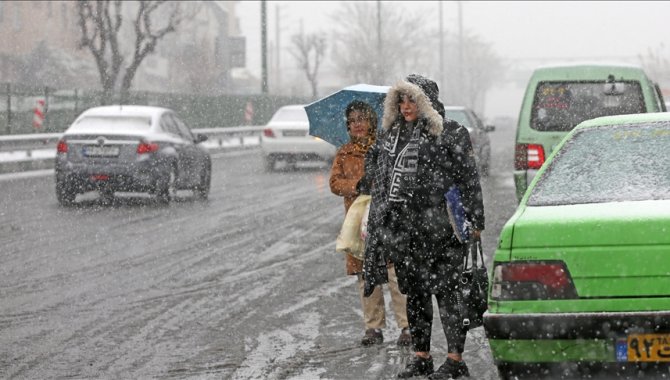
[264,157,275,172]
[156,167,177,204]
[194,164,211,200]
[496,363,514,380]
[56,178,76,206]
[99,188,115,204]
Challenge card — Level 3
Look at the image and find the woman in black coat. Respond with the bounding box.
[359,74,485,380]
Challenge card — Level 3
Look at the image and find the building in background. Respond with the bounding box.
[0,1,246,96]
[0,1,94,89]
[139,1,246,95]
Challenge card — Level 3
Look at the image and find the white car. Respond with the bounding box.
[444,105,494,176]
[259,104,336,171]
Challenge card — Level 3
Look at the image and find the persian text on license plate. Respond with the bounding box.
[84,145,120,157]
[616,333,670,362]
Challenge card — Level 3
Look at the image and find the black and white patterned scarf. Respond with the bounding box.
[367,119,424,229]
[386,122,421,203]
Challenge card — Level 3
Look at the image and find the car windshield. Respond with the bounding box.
[73,116,152,131]
[269,108,308,123]
[531,81,645,132]
[445,110,472,128]
[527,122,670,206]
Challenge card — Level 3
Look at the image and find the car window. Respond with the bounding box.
[470,111,485,129]
[654,83,667,112]
[444,110,472,128]
[527,123,670,206]
[172,115,194,141]
[74,116,151,130]
[269,107,308,123]
[531,81,645,132]
[160,114,180,136]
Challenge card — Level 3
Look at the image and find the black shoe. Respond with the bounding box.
[398,355,434,378]
[396,328,412,346]
[361,328,384,346]
[428,357,470,379]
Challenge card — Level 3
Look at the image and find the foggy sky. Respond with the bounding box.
[235,1,670,118]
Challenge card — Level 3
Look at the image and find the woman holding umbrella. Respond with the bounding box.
[329,100,411,347]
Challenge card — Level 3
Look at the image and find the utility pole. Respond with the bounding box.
[439,1,444,99]
[275,4,281,94]
[458,1,463,103]
[261,0,268,94]
[376,0,382,84]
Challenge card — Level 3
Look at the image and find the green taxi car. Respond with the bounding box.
[485,112,670,379]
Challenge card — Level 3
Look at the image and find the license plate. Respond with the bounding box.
[617,333,670,362]
[84,145,120,157]
[282,130,306,137]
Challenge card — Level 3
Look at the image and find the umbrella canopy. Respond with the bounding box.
[305,84,389,148]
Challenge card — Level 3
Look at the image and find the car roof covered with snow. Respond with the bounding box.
[575,110,670,129]
[65,105,172,136]
[77,105,170,120]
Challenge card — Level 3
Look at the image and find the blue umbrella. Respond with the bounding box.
[306,84,389,148]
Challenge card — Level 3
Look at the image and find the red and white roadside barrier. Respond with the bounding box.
[33,99,45,130]
[245,101,254,125]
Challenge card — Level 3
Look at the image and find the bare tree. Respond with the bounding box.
[290,32,327,98]
[76,1,186,103]
[329,2,431,85]
[328,2,505,113]
[442,33,506,111]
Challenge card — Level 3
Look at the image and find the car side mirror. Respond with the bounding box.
[485,125,495,133]
[194,134,208,144]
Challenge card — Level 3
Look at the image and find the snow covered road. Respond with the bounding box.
[0,127,517,379]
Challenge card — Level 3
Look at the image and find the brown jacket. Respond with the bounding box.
[329,142,366,275]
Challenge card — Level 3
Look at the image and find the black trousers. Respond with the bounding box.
[383,203,468,353]
[406,284,467,354]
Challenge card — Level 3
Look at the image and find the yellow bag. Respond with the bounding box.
[335,195,371,260]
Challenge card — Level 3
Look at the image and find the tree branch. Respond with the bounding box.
[121,1,182,93]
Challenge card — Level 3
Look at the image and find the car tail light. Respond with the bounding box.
[57,139,68,153]
[490,261,577,300]
[514,143,545,170]
[263,128,275,138]
[137,141,159,154]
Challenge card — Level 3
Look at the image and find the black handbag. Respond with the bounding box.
[459,237,489,329]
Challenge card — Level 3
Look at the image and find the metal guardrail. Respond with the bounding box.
[0,125,266,155]
[0,125,266,174]
[0,133,63,155]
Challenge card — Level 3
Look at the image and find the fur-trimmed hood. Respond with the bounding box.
[382,76,444,136]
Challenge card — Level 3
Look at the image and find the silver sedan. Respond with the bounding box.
[55,105,211,205]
